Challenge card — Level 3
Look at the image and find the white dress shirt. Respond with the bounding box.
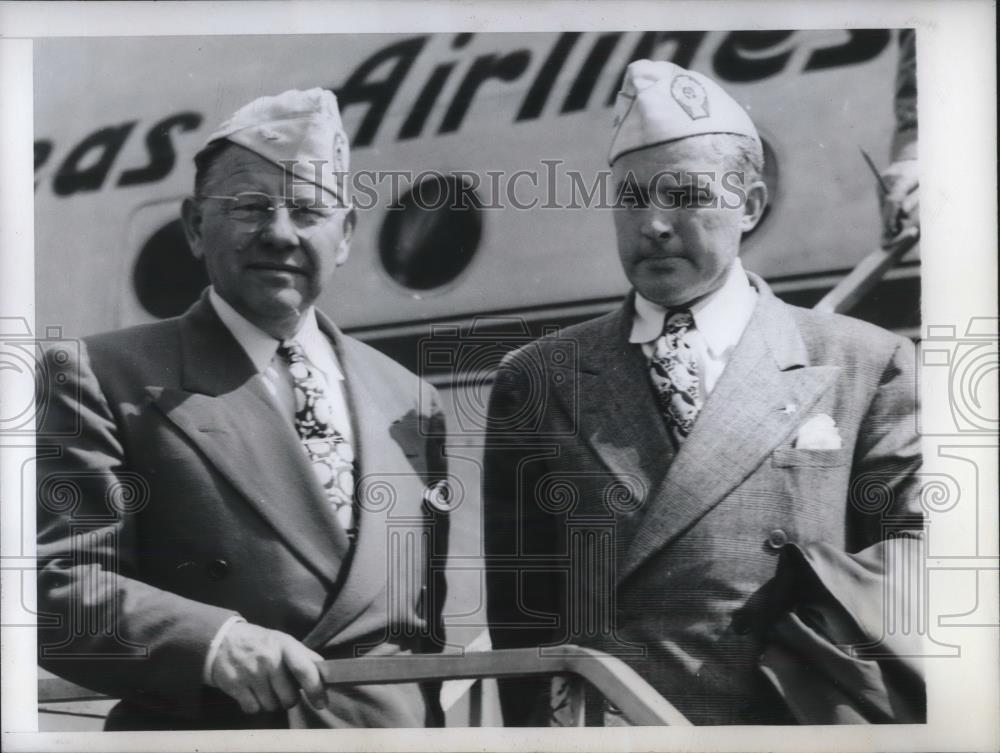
[630,258,758,398]
[208,288,353,445]
[201,288,353,684]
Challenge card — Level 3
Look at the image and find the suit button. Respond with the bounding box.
[207,559,230,580]
[766,528,789,551]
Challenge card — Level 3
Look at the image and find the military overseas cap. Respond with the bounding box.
[609,60,761,164]
[200,87,349,201]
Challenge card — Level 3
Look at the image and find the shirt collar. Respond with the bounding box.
[292,304,344,381]
[630,258,758,357]
[208,287,343,380]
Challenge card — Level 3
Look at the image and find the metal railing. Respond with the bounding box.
[316,645,690,726]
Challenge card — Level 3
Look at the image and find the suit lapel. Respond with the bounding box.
[303,318,428,646]
[619,277,840,583]
[152,296,348,586]
[555,302,674,535]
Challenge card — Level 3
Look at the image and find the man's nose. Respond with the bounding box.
[643,216,674,241]
[259,207,300,247]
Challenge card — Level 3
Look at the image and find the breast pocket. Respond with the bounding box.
[771,447,850,468]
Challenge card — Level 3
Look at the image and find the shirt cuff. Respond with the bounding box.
[202,615,247,686]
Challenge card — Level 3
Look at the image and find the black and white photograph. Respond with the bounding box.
[1,2,997,751]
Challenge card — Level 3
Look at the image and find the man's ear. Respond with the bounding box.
[181,197,205,260]
[335,206,356,266]
[739,180,768,234]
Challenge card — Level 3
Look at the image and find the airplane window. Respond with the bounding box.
[378,175,482,290]
[133,219,209,318]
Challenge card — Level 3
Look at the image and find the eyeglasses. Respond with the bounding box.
[199,191,343,230]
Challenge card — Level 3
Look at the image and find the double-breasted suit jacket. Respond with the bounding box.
[484,274,921,725]
[37,294,449,729]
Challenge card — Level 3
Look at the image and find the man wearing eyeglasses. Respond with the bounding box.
[37,89,450,730]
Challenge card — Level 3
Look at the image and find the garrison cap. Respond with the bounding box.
[609,60,761,164]
[200,88,349,200]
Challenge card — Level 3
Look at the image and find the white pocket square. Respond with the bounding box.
[794,413,842,450]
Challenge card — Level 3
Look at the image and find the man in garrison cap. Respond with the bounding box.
[485,61,924,725]
[37,89,450,729]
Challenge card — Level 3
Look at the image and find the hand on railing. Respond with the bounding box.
[209,622,327,713]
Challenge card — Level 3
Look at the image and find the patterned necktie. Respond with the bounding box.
[649,310,704,443]
[277,340,356,536]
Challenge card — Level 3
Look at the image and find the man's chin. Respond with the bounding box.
[237,290,315,333]
[636,282,697,309]
[244,277,313,312]
[271,288,310,313]
[635,272,729,309]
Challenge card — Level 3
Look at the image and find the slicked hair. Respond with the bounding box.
[701,133,765,187]
[192,140,235,196]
